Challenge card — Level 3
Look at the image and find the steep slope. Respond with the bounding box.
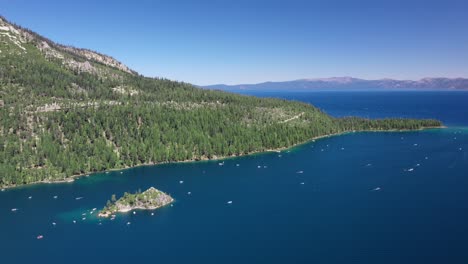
[0,16,441,188]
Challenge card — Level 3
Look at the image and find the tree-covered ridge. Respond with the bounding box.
[99,187,174,217]
[0,15,442,188]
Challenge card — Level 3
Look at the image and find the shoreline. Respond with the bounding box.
[0,126,446,191]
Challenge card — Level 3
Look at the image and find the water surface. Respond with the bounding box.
[1,91,467,263]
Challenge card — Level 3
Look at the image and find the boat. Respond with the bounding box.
[73,220,76,224]
[37,235,43,240]
[408,168,414,172]
[52,222,56,226]
[227,201,233,204]
[373,187,381,191]
[187,191,191,195]
[151,213,154,216]
[75,197,83,200]
[296,171,304,174]
[28,196,32,199]
[11,208,18,212]
[179,180,184,184]
[53,195,58,199]
[300,182,305,185]
[127,222,131,225]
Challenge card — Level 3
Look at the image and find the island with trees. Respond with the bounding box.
[98,187,174,217]
[0,16,443,189]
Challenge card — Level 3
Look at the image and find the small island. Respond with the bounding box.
[98,187,174,217]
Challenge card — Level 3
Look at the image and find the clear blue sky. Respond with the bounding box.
[2,0,467,85]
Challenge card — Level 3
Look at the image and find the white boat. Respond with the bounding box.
[127,222,131,225]
[373,187,381,191]
[151,213,154,216]
[179,180,184,184]
[53,196,58,199]
[52,222,56,226]
[227,201,233,204]
[11,208,18,212]
[300,182,305,185]
[73,220,76,224]
[133,211,136,215]
[75,197,83,200]
[296,171,304,174]
[187,192,191,195]
[408,168,414,172]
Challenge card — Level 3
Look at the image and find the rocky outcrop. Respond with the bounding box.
[0,15,135,75]
[98,187,174,217]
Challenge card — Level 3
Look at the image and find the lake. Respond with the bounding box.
[1,91,467,263]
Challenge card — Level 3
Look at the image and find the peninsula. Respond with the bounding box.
[98,187,174,217]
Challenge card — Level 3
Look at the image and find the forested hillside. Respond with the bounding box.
[0,16,442,188]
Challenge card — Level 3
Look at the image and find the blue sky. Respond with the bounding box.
[1,0,467,85]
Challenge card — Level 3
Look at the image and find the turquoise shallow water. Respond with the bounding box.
[1,91,468,263]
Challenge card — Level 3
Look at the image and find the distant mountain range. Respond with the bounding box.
[204,77,468,91]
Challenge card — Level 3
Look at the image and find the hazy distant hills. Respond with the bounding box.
[204,77,468,91]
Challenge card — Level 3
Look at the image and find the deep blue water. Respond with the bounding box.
[1,91,468,264]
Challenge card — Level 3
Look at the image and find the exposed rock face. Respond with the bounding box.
[0,16,135,75]
[61,46,133,74]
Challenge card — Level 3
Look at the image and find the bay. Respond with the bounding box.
[1,91,467,263]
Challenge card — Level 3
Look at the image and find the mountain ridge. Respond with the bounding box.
[204,77,468,91]
[0,15,135,75]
